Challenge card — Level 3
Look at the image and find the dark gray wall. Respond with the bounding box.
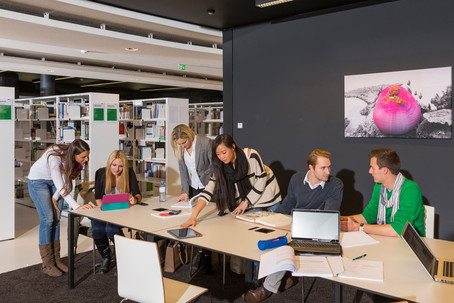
[223,0,454,240]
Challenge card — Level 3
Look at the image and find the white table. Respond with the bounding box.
[67,196,217,288]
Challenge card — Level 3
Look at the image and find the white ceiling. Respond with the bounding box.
[0,0,223,91]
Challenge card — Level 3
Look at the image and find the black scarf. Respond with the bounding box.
[223,148,252,211]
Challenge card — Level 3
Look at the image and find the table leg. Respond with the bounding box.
[222,254,226,288]
[334,283,342,303]
[68,212,75,289]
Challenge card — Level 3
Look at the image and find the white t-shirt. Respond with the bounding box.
[28,147,79,210]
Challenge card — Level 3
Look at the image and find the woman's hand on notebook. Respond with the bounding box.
[231,200,248,216]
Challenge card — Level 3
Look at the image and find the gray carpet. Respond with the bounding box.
[0,250,375,303]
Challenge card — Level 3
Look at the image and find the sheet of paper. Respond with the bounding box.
[293,255,334,277]
[341,231,379,248]
[258,245,296,279]
[327,256,344,276]
[339,257,383,282]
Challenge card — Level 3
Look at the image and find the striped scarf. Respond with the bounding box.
[377,172,404,225]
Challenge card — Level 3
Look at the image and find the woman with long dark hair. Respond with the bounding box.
[181,134,281,228]
[28,139,93,277]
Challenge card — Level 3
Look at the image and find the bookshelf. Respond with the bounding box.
[1,86,15,240]
[14,92,119,208]
[118,98,188,197]
[189,102,223,139]
[14,96,58,208]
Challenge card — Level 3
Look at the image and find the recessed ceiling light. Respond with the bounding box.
[207,9,215,15]
[125,47,139,52]
[46,69,55,73]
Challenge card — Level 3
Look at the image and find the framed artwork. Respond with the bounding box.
[344,67,452,138]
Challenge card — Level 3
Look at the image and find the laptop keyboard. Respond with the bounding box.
[289,241,337,249]
[443,261,454,277]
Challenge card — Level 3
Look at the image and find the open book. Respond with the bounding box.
[171,194,201,209]
[258,245,383,282]
[235,211,291,227]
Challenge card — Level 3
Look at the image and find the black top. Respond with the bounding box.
[94,167,141,200]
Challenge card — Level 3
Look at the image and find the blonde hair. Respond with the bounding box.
[105,150,129,194]
[170,124,196,160]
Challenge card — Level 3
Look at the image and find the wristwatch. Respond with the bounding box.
[359,223,365,232]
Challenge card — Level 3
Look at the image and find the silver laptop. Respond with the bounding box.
[401,221,454,284]
[288,209,342,255]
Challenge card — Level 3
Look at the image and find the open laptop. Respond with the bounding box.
[401,221,454,284]
[288,209,342,255]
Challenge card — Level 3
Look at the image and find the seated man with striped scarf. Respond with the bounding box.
[341,148,425,237]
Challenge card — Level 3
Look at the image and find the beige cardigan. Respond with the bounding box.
[199,148,282,209]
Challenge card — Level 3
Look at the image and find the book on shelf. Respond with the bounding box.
[16,108,28,120]
[141,146,153,161]
[341,231,379,248]
[37,107,49,119]
[258,245,383,281]
[235,210,291,227]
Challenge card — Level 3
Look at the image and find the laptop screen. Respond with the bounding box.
[402,221,435,275]
[291,209,339,242]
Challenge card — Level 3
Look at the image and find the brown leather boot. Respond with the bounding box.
[39,244,63,277]
[52,240,68,273]
[242,287,272,303]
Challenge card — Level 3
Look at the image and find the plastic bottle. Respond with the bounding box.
[159,180,166,202]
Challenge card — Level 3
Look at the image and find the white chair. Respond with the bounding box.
[424,205,435,239]
[115,235,208,303]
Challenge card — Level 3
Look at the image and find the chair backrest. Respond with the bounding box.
[424,205,435,239]
[115,235,165,303]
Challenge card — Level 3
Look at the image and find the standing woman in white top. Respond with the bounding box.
[170,124,212,201]
[28,139,93,277]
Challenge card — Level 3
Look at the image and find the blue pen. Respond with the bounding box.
[353,254,366,261]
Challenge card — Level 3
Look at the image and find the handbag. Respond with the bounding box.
[164,241,188,272]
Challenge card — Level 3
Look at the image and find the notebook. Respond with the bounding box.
[101,193,130,211]
[288,209,342,255]
[401,221,454,284]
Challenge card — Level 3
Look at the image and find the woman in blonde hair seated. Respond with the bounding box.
[92,150,141,274]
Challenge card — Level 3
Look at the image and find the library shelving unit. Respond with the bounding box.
[56,92,119,181]
[118,97,188,197]
[1,86,15,240]
[14,92,119,209]
[14,95,58,208]
[189,102,223,139]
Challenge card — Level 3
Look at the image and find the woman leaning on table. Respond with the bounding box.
[181,133,282,228]
[28,139,94,277]
[92,150,141,274]
[170,124,212,202]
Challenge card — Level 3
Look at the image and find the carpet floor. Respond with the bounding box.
[0,251,375,303]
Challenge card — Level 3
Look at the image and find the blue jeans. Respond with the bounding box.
[91,219,123,240]
[28,179,64,245]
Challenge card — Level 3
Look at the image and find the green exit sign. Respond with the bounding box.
[178,64,186,70]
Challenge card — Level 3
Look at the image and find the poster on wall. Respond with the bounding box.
[344,67,452,138]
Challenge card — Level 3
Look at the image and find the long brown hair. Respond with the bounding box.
[105,150,130,194]
[47,139,90,196]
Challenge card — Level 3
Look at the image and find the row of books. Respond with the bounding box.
[136,125,166,141]
[139,103,166,120]
[58,123,89,142]
[140,146,165,161]
[59,103,89,119]
[119,104,133,120]
[145,163,166,178]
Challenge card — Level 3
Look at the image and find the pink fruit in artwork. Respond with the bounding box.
[373,85,421,135]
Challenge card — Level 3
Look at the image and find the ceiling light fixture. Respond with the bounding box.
[140,87,187,92]
[81,81,126,87]
[125,47,139,52]
[207,9,215,15]
[256,0,293,8]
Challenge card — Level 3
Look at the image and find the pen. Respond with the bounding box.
[353,254,366,261]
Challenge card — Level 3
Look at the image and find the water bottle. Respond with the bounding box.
[159,181,166,202]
